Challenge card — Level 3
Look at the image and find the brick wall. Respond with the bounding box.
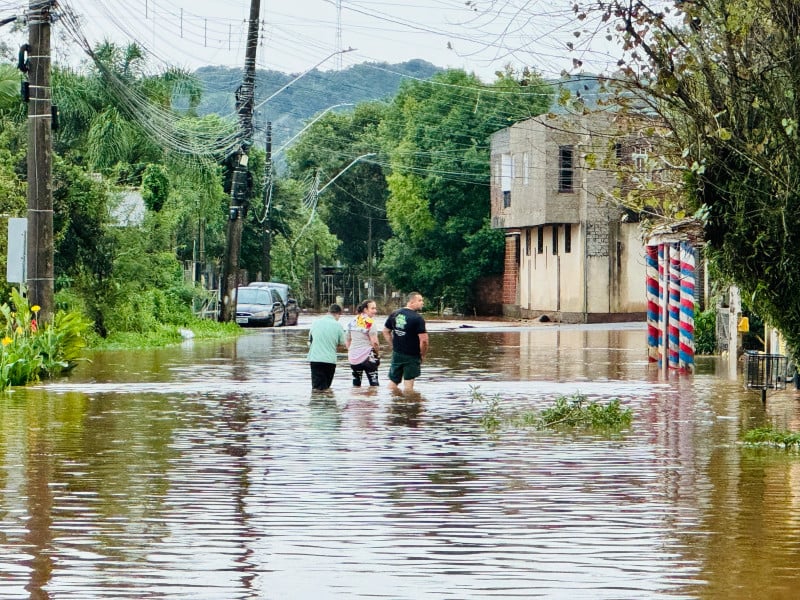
[472,275,504,315]
[503,234,519,304]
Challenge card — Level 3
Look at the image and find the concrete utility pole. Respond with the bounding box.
[219,0,260,322]
[25,0,55,322]
[262,121,272,281]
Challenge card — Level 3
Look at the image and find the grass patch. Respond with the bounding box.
[470,386,633,433]
[742,427,800,450]
[89,319,242,350]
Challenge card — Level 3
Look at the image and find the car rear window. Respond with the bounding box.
[237,288,270,305]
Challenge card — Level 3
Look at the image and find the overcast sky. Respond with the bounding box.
[29,0,621,81]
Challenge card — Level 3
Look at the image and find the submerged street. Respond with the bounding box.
[1,318,799,599]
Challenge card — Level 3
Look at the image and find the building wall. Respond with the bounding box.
[503,233,519,306]
[472,275,504,316]
[492,113,648,322]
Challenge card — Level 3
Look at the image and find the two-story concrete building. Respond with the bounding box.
[490,111,648,323]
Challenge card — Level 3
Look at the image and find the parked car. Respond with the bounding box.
[235,286,285,327]
[246,282,300,326]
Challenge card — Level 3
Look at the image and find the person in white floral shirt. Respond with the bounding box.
[345,299,381,387]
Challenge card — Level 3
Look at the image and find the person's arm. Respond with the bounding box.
[345,328,352,350]
[382,327,393,347]
[369,331,380,356]
[418,332,429,361]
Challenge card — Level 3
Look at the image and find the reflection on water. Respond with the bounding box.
[2,323,800,598]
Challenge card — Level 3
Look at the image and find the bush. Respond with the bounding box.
[743,427,800,450]
[470,387,633,433]
[694,306,717,355]
[0,288,92,389]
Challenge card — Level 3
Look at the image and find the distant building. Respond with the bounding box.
[490,111,651,323]
[110,189,145,227]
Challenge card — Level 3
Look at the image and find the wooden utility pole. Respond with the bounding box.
[25,0,54,322]
[219,0,260,321]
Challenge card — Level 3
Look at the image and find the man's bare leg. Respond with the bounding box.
[402,379,416,393]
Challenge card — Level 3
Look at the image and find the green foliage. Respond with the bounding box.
[595,0,800,356]
[194,60,442,152]
[536,394,632,430]
[694,306,717,355]
[379,69,551,311]
[743,427,800,451]
[284,102,392,273]
[0,288,92,389]
[0,64,23,118]
[470,386,503,433]
[470,386,633,433]
[141,163,170,211]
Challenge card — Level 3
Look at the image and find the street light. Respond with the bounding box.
[253,48,355,112]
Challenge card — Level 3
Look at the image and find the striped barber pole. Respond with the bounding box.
[645,241,696,374]
[678,242,696,372]
[668,245,681,370]
[645,245,660,363]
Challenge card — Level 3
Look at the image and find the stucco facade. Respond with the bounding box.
[490,112,647,323]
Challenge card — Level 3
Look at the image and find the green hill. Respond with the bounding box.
[192,59,442,156]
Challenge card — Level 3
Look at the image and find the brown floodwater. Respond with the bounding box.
[1,318,800,599]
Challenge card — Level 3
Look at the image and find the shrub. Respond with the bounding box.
[470,386,633,433]
[0,288,92,389]
[694,306,717,355]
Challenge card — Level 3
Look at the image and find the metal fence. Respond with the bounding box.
[744,351,787,402]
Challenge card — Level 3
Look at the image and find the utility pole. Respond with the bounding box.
[262,121,272,281]
[219,0,260,321]
[25,0,54,322]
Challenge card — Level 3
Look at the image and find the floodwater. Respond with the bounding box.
[2,318,800,599]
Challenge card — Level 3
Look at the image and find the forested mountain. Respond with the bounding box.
[192,59,442,159]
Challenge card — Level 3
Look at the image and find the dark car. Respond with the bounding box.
[246,282,300,326]
[235,286,285,327]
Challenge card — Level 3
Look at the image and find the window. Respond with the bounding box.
[525,229,531,256]
[537,226,544,254]
[564,224,572,253]
[501,153,513,207]
[552,225,559,255]
[631,152,649,183]
[558,145,574,192]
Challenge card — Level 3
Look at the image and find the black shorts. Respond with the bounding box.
[310,362,337,390]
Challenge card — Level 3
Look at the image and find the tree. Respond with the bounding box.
[378,69,551,311]
[52,42,203,181]
[285,102,392,270]
[581,0,800,353]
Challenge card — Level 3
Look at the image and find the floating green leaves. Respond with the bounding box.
[470,386,633,434]
[743,427,800,450]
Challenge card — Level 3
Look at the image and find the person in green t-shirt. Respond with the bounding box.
[307,304,346,391]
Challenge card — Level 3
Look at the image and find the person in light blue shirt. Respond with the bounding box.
[307,304,346,391]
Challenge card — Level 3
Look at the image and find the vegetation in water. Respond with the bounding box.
[470,386,633,433]
[742,427,800,451]
[0,288,92,389]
